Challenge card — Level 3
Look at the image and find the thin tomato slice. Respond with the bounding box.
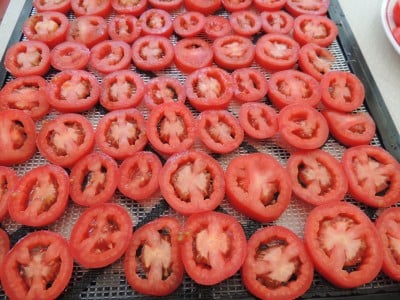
[138,9,174,37]
[67,15,108,48]
[0,167,18,221]
[253,0,286,11]
[204,15,232,40]
[108,14,141,44]
[111,0,147,16]
[71,0,112,17]
[144,76,186,110]
[232,68,268,102]
[50,41,90,71]
[173,11,205,38]
[33,0,71,13]
[213,35,255,70]
[174,38,213,74]
[285,0,330,16]
[183,0,221,15]
[298,43,335,81]
[222,0,252,11]
[149,0,183,10]
[260,10,294,35]
[239,102,278,139]
[230,10,262,36]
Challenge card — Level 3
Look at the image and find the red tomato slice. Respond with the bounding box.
[138,9,173,37]
[70,203,133,268]
[159,150,225,215]
[342,145,400,208]
[37,113,95,168]
[225,152,292,222]
[221,0,252,11]
[0,228,10,266]
[8,164,69,227]
[213,35,255,70]
[285,0,330,16]
[260,10,294,35]
[242,226,314,300]
[50,41,90,71]
[287,149,348,206]
[239,102,278,139]
[304,201,383,288]
[111,0,148,16]
[71,0,112,17]
[108,14,141,44]
[197,109,244,154]
[394,1,400,27]
[298,42,335,81]
[174,38,213,74]
[253,0,286,11]
[89,40,132,74]
[392,27,400,44]
[147,103,196,156]
[33,0,72,14]
[0,231,73,300]
[144,76,186,110]
[232,67,268,102]
[100,70,145,111]
[67,15,108,48]
[183,0,221,15]
[322,110,376,147]
[69,151,119,207]
[149,0,183,10]
[48,69,100,113]
[320,71,365,112]
[185,66,234,111]
[229,10,262,36]
[124,217,184,296]
[0,109,36,166]
[4,41,51,77]
[179,211,247,285]
[173,11,205,38]
[0,167,18,221]
[118,151,162,201]
[95,108,148,160]
[0,75,50,120]
[204,15,232,40]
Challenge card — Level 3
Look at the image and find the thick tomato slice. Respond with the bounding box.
[0,231,73,300]
[4,41,51,77]
[108,14,141,44]
[173,11,205,38]
[197,109,244,154]
[144,76,186,110]
[204,15,232,40]
[213,35,255,70]
[37,113,95,168]
[174,38,213,74]
[322,110,376,147]
[0,228,10,266]
[278,103,329,150]
[0,75,50,120]
[118,151,162,201]
[183,0,221,15]
[159,150,225,215]
[138,9,173,37]
[286,149,348,206]
[8,164,69,227]
[260,10,294,35]
[89,40,132,74]
[69,203,133,268]
[124,217,183,296]
[232,67,268,102]
[71,0,112,17]
[304,201,383,288]
[239,102,278,139]
[67,15,108,48]
[320,71,365,112]
[225,152,292,223]
[0,109,36,166]
[95,108,148,160]
[179,211,247,285]
[50,41,90,71]
[33,0,72,14]
[342,145,400,208]
[149,0,183,10]
[229,10,262,37]
[100,70,145,111]
[285,0,330,16]
[255,33,300,72]
[111,0,147,16]
[48,69,100,113]
[185,66,234,111]
[131,35,174,72]
[146,103,196,156]
[69,152,119,207]
[268,69,321,109]
[298,42,335,81]
[242,226,314,300]
[253,0,286,11]
[222,0,252,11]
[0,167,18,221]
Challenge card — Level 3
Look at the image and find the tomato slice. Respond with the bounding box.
[225,152,292,222]
[242,226,314,300]
[304,201,383,288]
[342,145,400,208]
[204,15,232,40]
[138,9,174,37]
[0,109,36,166]
[108,14,141,44]
[285,0,330,16]
[37,113,95,168]
[111,0,147,16]
[174,38,213,74]
[221,0,252,11]
[69,203,133,269]
[394,1,400,27]
[144,76,186,110]
[298,42,335,81]
[253,0,286,11]
[0,228,10,266]
[229,10,262,36]
[0,231,73,300]
[50,41,91,71]
[89,40,132,74]
[260,10,294,35]
[100,70,145,111]
[67,15,109,48]
[179,211,247,285]
[159,150,225,215]
[8,164,69,227]
[173,11,206,38]
[239,102,278,139]
[149,0,183,10]
[0,167,18,221]
[95,108,148,160]
[118,151,162,201]
[71,0,112,17]
[183,0,221,15]
[147,103,196,156]
[70,152,119,207]
[232,67,268,103]
[124,217,184,296]
[213,35,255,70]
[198,109,244,154]
[392,27,400,44]
[33,0,72,14]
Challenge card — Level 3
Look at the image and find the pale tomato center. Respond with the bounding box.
[16,47,42,69]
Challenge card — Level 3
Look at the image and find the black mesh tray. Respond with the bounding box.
[1,0,400,299]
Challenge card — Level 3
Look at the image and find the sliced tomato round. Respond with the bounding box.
[69,151,119,207]
[71,0,112,17]
[0,228,10,266]
[100,70,145,111]
[0,167,18,221]
[67,15,108,48]
[33,0,72,13]
[144,76,186,110]
[179,211,247,285]
[138,9,173,37]
[239,102,278,139]
[118,151,162,201]
[69,203,133,269]
[225,152,292,222]
[0,109,36,166]
[95,108,148,160]
[173,11,205,38]
[392,27,400,44]
[229,10,262,36]
[174,38,213,74]
[50,41,90,71]
[253,0,286,11]
[203,15,232,40]
[108,14,141,44]
[111,0,147,16]
[4,40,51,77]
[159,150,225,215]
[197,109,244,154]
[183,0,221,15]
[221,0,251,11]
[48,69,100,113]
[89,40,132,74]
[304,201,383,288]
[37,113,95,168]
[285,0,330,16]
[0,231,73,300]
[394,0,400,26]
[232,67,268,102]
[260,10,294,35]
[149,0,183,10]
[242,226,314,300]
[8,164,69,227]
[124,217,184,296]
[298,42,335,81]
[342,145,400,208]
[213,35,255,70]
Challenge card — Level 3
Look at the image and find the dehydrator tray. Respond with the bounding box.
[1,0,400,299]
